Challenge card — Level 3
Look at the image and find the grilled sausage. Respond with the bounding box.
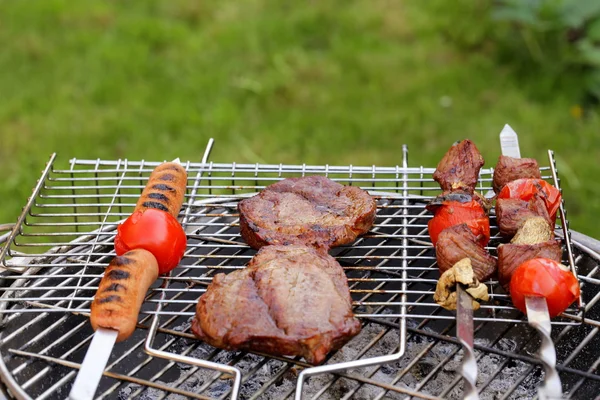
[91,249,159,342]
[134,162,187,218]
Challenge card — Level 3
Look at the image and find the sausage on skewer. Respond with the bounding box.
[91,249,159,342]
[134,162,187,218]
[92,162,188,341]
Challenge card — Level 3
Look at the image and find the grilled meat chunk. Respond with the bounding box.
[498,240,562,291]
[493,155,541,193]
[191,245,361,365]
[238,176,377,250]
[435,224,497,281]
[496,195,552,237]
[433,140,485,192]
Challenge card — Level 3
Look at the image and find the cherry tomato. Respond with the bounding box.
[498,178,561,222]
[509,258,580,318]
[114,209,187,275]
[428,200,490,246]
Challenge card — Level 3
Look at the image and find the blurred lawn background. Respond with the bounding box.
[0,0,599,236]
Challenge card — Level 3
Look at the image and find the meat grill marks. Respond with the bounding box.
[238,175,377,250]
[435,224,497,282]
[432,139,485,192]
[493,155,541,193]
[194,175,371,364]
[134,162,188,218]
[91,249,159,342]
[192,245,361,365]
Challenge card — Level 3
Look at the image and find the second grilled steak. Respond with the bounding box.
[238,175,377,249]
[191,245,361,365]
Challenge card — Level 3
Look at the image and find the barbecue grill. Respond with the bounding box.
[1,140,599,400]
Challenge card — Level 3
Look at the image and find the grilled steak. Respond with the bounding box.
[238,176,377,250]
[498,240,562,291]
[496,195,552,237]
[191,245,361,365]
[433,140,485,192]
[493,155,541,193]
[435,224,497,281]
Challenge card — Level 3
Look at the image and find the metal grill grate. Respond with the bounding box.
[0,144,599,399]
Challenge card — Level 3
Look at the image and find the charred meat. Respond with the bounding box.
[238,176,376,250]
[497,240,562,291]
[496,195,552,237]
[192,245,361,365]
[493,155,541,193]
[432,139,485,192]
[435,224,497,282]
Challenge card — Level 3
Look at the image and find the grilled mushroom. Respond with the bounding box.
[433,258,489,311]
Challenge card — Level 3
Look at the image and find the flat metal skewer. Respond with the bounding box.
[456,285,478,400]
[69,328,118,400]
[69,158,183,400]
[500,124,563,399]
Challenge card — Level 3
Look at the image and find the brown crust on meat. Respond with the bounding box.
[496,194,552,237]
[191,245,361,365]
[91,249,159,342]
[493,155,541,193]
[432,140,485,192]
[435,224,497,281]
[497,240,562,291]
[238,176,376,250]
[135,162,187,218]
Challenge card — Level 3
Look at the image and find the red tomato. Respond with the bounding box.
[114,209,187,275]
[509,258,580,318]
[497,178,561,222]
[428,200,490,246]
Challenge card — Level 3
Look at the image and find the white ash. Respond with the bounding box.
[259,366,298,400]
[115,316,539,400]
[166,374,202,400]
[171,320,191,332]
[118,383,142,399]
[137,382,170,400]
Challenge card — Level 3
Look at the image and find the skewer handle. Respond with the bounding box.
[69,328,118,400]
[500,126,563,398]
[525,296,563,399]
[457,285,479,400]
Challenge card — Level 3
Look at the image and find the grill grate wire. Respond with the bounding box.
[0,143,598,399]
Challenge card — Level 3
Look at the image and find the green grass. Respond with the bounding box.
[0,0,598,236]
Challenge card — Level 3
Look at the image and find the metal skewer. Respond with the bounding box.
[69,158,184,400]
[456,285,478,400]
[500,124,563,399]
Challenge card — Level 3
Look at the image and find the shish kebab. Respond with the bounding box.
[70,161,188,400]
[494,125,579,399]
[428,139,496,400]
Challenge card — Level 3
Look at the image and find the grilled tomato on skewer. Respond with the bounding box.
[509,257,580,318]
[497,178,561,224]
[114,208,187,275]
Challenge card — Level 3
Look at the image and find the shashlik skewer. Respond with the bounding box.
[496,125,580,399]
[429,139,496,400]
[70,160,188,400]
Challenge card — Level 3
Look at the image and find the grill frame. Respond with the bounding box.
[0,143,598,399]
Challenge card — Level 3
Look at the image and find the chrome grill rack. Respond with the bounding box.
[0,142,599,399]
